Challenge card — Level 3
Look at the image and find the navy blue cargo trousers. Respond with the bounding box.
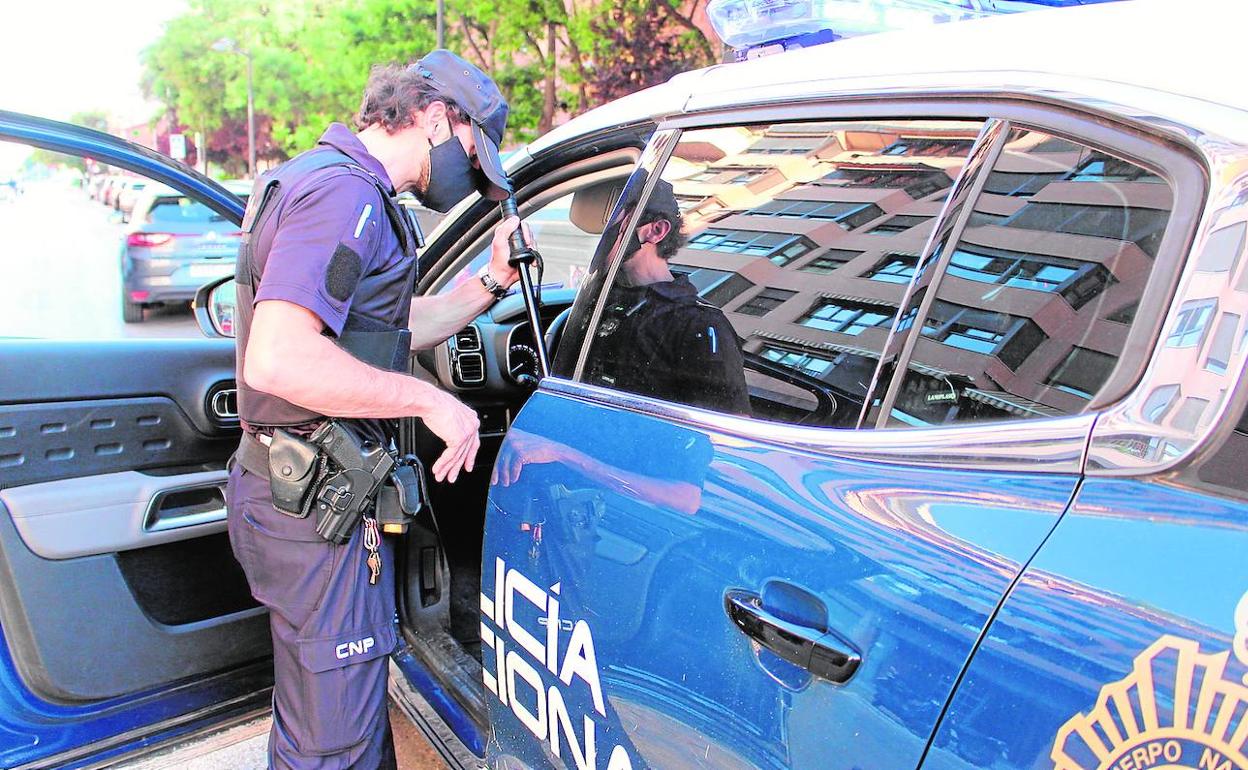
[226,465,398,769]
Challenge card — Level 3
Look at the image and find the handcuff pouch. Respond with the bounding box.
[268,429,320,517]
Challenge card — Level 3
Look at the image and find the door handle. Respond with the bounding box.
[724,588,861,684]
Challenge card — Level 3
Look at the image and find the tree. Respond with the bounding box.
[140,0,724,164]
[589,0,717,104]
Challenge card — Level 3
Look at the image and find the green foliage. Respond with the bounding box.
[70,110,111,133]
[142,0,719,166]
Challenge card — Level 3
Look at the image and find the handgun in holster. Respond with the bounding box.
[308,421,395,544]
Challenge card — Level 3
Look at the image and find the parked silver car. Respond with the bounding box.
[120,180,250,322]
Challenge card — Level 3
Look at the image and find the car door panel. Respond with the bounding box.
[0,338,267,706]
[481,390,1079,769]
[920,478,1248,770]
[2,468,227,559]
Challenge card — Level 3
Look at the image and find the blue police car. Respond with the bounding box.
[2,1,1247,768]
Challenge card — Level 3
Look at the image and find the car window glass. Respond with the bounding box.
[883,128,1174,426]
[148,195,241,224]
[0,143,244,339]
[578,119,984,427]
[436,192,602,295]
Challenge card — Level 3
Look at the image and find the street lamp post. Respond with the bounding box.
[437,0,445,48]
[211,38,256,179]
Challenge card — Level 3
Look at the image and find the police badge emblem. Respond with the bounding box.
[1051,592,1248,770]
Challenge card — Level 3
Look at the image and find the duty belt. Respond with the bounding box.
[232,427,426,542]
[235,431,277,480]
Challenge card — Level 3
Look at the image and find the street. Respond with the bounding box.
[0,181,598,344]
[0,180,201,340]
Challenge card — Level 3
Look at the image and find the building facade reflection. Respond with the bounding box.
[646,121,1176,428]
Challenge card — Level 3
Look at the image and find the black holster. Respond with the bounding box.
[309,421,395,544]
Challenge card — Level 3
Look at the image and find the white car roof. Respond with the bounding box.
[526,0,1246,160]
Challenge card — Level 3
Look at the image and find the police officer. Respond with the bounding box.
[226,51,520,768]
[588,180,751,416]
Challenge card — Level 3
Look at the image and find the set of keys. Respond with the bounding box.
[363,516,382,586]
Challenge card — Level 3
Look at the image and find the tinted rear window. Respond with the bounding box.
[147,197,225,224]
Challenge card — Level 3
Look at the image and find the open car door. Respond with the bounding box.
[0,112,270,769]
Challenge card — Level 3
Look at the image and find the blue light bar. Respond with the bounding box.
[706,0,1108,58]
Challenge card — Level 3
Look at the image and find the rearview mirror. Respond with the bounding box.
[194,276,237,338]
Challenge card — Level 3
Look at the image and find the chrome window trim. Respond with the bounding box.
[540,377,1092,474]
[674,76,1248,148]
[1085,150,1248,476]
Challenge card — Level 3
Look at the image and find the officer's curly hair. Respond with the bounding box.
[355,63,469,132]
[637,180,687,261]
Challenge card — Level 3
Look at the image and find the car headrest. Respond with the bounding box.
[569,179,627,235]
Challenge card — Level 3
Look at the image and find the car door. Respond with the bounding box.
[384,121,657,762]
[0,112,269,769]
[921,115,1248,770]
[479,99,1200,769]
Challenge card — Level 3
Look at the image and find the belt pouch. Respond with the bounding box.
[376,458,427,535]
[268,429,321,517]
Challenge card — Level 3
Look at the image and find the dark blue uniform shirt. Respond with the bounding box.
[236,123,418,442]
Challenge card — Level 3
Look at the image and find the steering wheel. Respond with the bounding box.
[743,354,844,427]
[543,306,573,363]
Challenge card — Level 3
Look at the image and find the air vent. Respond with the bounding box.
[211,389,238,419]
[453,325,482,352]
[455,353,485,386]
[206,383,239,424]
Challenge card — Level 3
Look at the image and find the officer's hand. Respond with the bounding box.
[424,391,480,483]
[487,216,529,290]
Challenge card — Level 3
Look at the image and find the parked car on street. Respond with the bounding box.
[114,178,148,221]
[119,180,249,322]
[100,175,126,208]
[1,2,1247,768]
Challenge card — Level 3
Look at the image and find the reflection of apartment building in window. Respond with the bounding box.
[894,130,1173,423]
[663,121,984,412]
[662,123,1180,426]
[1122,217,1248,459]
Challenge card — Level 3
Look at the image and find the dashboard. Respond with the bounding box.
[422,288,577,399]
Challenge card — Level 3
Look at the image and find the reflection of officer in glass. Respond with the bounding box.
[588,180,751,415]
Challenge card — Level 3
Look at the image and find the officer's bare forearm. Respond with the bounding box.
[562,446,703,516]
[406,280,497,351]
[245,300,450,420]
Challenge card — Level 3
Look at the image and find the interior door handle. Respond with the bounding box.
[724,588,861,684]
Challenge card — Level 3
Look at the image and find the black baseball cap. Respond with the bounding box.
[411,49,511,200]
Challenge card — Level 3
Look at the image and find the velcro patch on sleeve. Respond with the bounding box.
[325,242,363,302]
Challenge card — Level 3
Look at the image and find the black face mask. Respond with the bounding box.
[419,134,477,213]
[620,225,644,262]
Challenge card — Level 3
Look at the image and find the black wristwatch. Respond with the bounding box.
[479,271,508,300]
